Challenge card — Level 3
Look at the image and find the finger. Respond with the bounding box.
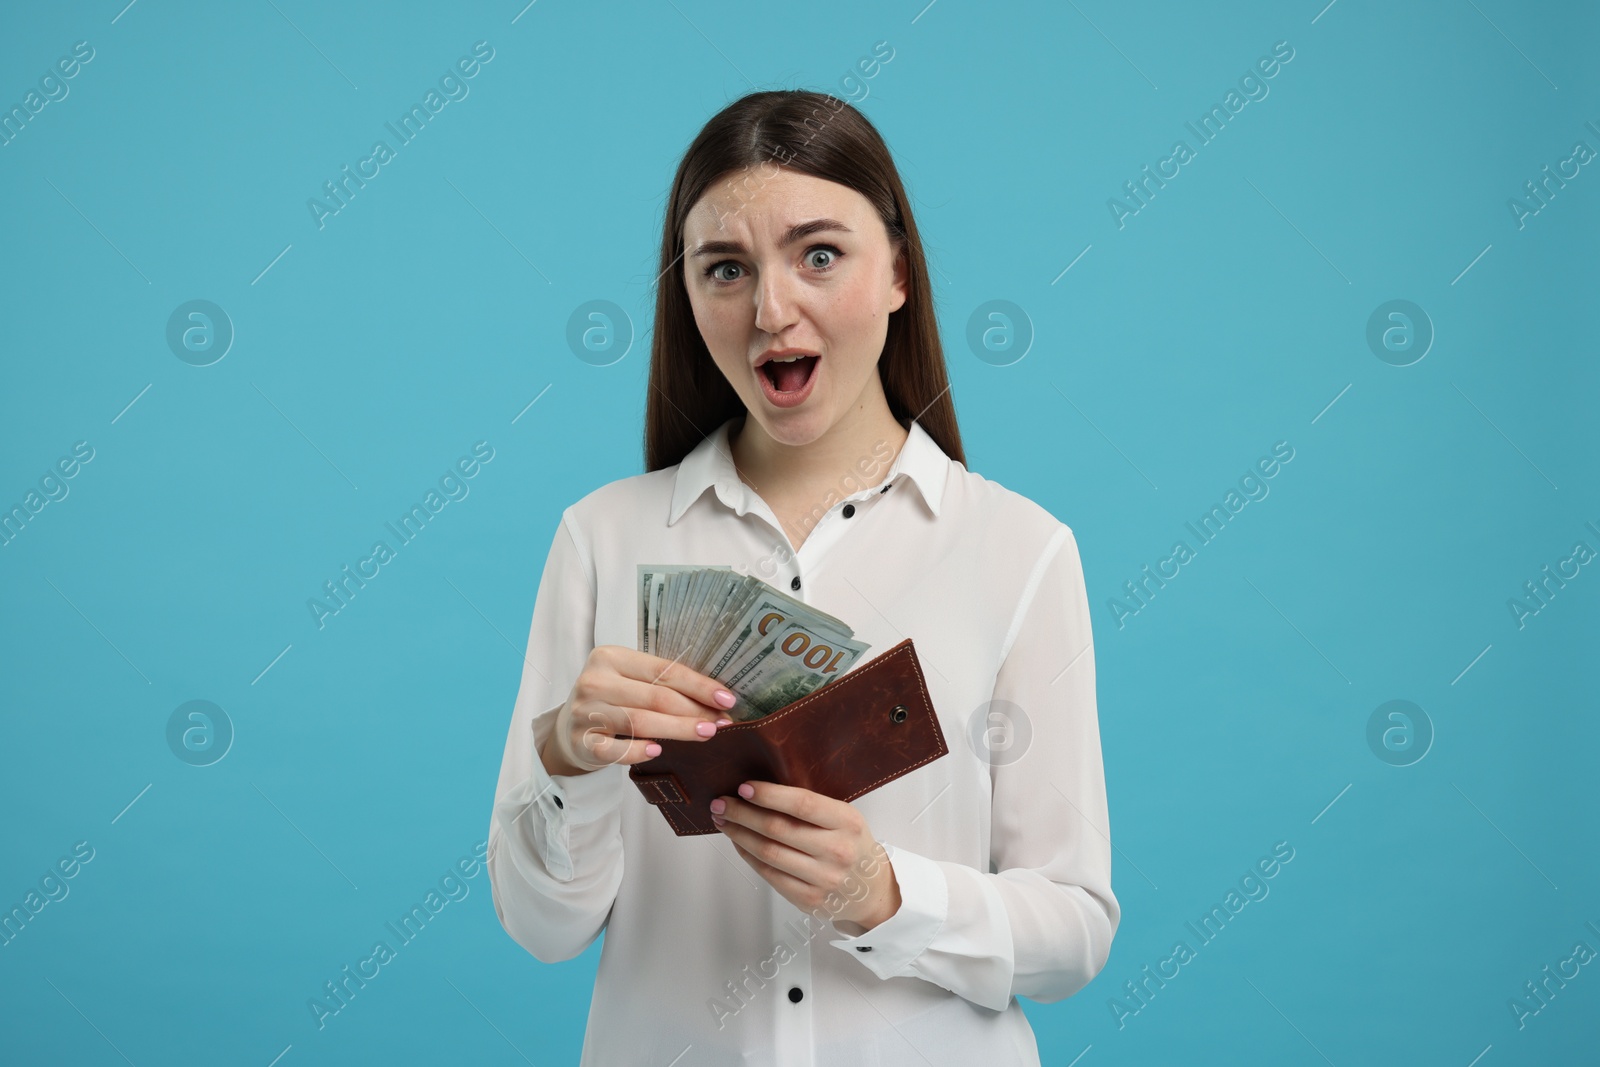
[716,795,834,861]
[559,705,656,769]
[609,647,738,715]
[571,676,729,749]
[572,722,662,768]
[729,781,853,832]
[572,700,710,758]
[728,835,832,898]
[580,691,726,746]
[604,675,731,727]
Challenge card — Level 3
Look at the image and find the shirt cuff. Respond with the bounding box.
[495,704,628,882]
[828,842,948,979]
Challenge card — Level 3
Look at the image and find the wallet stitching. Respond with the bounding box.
[724,640,947,803]
[657,800,687,833]
[713,638,914,731]
[839,652,948,801]
[633,639,940,837]
[638,776,685,805]
[655,798,715,835]
[623,639,910,743]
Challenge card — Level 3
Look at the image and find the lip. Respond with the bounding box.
[754,347,821,368]
[754,349,820,409]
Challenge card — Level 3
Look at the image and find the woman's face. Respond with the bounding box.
[682,166,907,448]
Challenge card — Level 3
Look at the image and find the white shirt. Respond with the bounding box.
[488,414,1118,1066]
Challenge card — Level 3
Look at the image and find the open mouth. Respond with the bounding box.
[759,355,819,394]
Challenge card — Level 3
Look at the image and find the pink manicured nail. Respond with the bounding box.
[714,690,736,708]
[696,722,716,737]
[709,798,726,815]
[645,743,661,757]
[738,783,755,799]
[711,813,726,827]
[716,718,733,726]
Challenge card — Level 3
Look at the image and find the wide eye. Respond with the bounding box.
[805,246,841,271]
[705,261,744,284]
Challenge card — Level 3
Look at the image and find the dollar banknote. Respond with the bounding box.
[636,564,871,722]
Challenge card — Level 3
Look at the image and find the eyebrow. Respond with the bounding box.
[688,218,854,257]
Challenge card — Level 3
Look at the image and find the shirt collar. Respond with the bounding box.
[667,415,949,527]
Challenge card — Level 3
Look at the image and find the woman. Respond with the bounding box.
[488,89,1118,1066]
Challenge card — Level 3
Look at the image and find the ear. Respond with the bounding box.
[888,242,908,314]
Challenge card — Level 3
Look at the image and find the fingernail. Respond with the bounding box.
[711,813,726,827]
[696,722,716,737]
[714,689,736,708]
[645,743,661,757]
[738,782,755,799]
[716,718,733,726]
[709,798,726,815]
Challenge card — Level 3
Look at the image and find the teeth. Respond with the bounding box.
[767,354,810,363]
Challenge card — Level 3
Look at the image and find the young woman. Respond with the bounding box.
[488,89,1118,1066]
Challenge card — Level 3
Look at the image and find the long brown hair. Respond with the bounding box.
[644,89,965,472]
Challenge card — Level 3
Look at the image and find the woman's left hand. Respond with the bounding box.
[710,781,901,932]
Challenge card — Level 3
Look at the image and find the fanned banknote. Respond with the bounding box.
[636,564,870,722]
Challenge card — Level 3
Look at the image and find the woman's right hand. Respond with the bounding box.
[539,646,739,776]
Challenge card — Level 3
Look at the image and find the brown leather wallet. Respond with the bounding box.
[625,637,948,836]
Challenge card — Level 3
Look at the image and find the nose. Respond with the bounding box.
[752,267,799,337]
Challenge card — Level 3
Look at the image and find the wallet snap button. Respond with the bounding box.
[890,704,908,724]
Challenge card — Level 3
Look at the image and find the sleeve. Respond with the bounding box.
[486,507,632,964]
[827,523,1120,1011]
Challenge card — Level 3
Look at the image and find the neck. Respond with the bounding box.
[729,397,909,537]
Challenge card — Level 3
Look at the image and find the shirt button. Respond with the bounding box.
[790,576,801,591]
[788,986,803,1003]
[842,504,856,518]
[856,945,873,952]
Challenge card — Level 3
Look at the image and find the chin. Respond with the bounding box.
[744,404,834,448]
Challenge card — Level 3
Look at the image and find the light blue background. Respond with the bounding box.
[2,1,1596,1064]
